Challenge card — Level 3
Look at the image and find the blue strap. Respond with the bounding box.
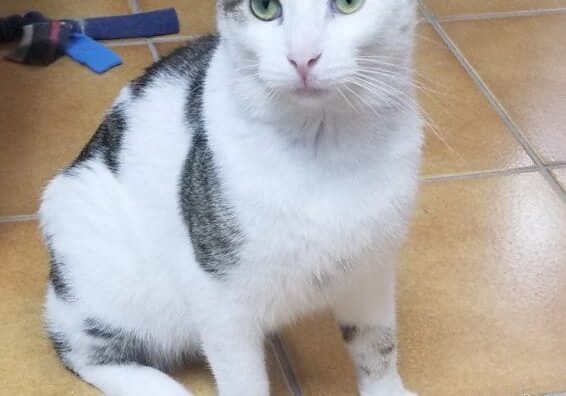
[5,8,179,73]
[65,33,122,74]
[82,8,179,40]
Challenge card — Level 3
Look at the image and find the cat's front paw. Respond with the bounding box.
[361,388,417,396]
[359,378,418,396]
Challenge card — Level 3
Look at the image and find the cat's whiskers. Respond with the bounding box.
[247,72,280,106]
[356,57,453,104]
[356,66,435,94]
[234,64,259,73]
[341,83,380,118]
[350,75,415,114]
[353,57,456,153]
[359,76,444,145]
[348,73,456,154]
[358,67,451,105]
[355,69,458,154]
[336,86,361,116]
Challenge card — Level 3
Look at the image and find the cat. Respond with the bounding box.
[39,0,422,395]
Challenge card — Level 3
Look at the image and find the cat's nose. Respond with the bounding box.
[287,53,321,84]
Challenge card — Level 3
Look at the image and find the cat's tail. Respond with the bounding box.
[79,365,193,396]
[45,288,194,396]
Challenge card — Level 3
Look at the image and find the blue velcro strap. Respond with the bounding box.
[65,33,122,74]
[83,8,179,40]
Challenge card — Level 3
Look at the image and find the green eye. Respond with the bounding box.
[250,0,282,21]
[334,0,364,14]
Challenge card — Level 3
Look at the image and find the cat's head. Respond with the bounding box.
[217,0,417,109]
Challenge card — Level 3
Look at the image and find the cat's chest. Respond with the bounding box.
[205,107,419,271]
[229,162,411,320]
[231,156,412,268]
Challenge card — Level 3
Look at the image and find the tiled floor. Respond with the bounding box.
[1,1,565,395]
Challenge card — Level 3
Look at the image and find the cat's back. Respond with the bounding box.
[66,35,219,179]
[40,36,221,273]
[131,35,219,98]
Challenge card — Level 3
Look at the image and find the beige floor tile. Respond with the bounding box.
[423,0,566,17]
[0,221,290,395]
[0,0,131,19]
[280,173,566,396]
[172,348,289,395]
[172,341,290,395]
[0,46,153,217]
[173,364,217,396]
[280,313,359,395]
[0,221,98,396]
[443,15,566,163]
[138,0,216,36]
[399,173,566,395]
[416,25,531,177]
[551,168,566,190]
[417,8,427,23]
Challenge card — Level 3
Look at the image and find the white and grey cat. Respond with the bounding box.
[39,0,422,395]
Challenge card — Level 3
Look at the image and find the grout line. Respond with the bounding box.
[106,39,150,47]
[0,214,39,224]
[146,40,160,62]
[438,7,566,22]
[417,1,566,204]
[422,166,538,183]
[128,0,141,13]
[149,35,196,44]
[105,36,195,49]
[269,335,304,396]
[0,167,554,226]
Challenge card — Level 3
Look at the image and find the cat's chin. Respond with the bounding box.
[285,87,334,106]
[293,87,329,97]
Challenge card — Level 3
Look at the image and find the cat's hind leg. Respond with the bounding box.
[44,286,194,396]
[40,162,195,396]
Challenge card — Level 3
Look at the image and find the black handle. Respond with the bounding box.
[0,14,24,44]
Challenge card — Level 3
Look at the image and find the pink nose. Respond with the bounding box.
[287,53,321,85]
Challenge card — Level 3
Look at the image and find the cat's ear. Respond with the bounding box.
[218,0,246,19]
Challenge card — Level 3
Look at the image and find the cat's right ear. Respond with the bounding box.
[219,0,246,20]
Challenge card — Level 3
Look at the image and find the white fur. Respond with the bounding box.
[40,1,422,395]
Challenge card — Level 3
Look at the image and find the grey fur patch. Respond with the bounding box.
[180,38,244,279]
[340,325,359,343]
[346,326,396,380]
[84,318,118,340]
[315,258,356,288]
[46,329,75,372]
[221,0,245,22]
[360,364,373,376]
[83,318,194,370]
[182,131,244,278]
[45,236,74,302]
[84,318,157,368]
[222,0,244,15]
[67,105,127,174]
[375,330,395,356]
[131,35,219,98]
